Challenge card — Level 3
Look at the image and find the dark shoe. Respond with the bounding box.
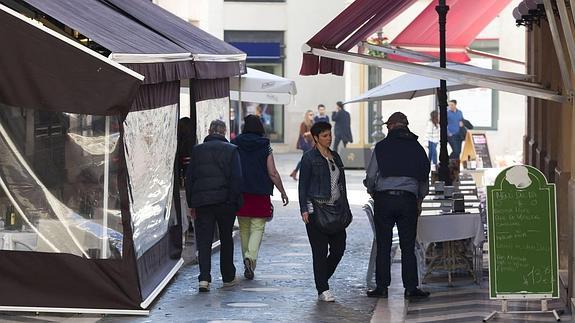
[404,288,430,300]
[244,258,255,280]
[367,287,388,298]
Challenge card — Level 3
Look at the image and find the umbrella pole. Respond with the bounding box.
[436,0,451,185]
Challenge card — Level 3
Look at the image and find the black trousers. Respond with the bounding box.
[373,191,419,290]
[195,204,236,283]
[332,135,347,153]
[306,222,346,294]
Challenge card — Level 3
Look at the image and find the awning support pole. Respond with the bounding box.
[436,0,451,184]
[543,0,573,92]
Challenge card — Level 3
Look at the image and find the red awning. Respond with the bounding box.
[390,0,512,62]
[300,0,417,76]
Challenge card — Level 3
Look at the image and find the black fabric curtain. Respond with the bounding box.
[130,82,180,111]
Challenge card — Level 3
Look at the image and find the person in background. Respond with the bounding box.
[426,110,440,168]
[177,117,194,187]
[364,112,430,300]
[290,110,315,180]
[314,104,330,123]
[298,121,350,302]
[185,120,242,292]
[332,101,353,152]
[232,115,289,280]
[447,99,464,159]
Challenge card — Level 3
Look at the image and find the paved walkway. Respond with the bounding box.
[0,153,572,322]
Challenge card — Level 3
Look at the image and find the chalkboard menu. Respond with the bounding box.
[471,133,492,168]
[487,165,558,299]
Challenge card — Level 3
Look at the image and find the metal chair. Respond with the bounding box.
[363,199,399,289]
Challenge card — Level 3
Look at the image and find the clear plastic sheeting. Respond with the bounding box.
[196,97,230,142]
[0,104,123,258]
[123,104,178,257]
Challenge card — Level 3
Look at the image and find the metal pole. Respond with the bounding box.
[101,116,110,259]
[436,0,451,185]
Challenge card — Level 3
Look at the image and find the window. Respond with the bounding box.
[451,39,500,130]
[225,31,285,142]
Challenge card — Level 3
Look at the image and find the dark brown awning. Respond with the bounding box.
[0,4,143,116]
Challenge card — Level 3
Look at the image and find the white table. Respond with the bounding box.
[416,212,484,285]
[0,231,37,251]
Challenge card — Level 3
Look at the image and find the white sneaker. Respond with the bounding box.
[318,290,335,302]
[199,281,210,292]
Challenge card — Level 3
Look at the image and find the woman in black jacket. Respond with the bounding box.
[298,121,351,302]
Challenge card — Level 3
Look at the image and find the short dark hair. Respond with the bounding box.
[310,121,332,138]
[449,99,457,105]
[336,101,344,109]
[242,114,265,136]
[318,104,325,109]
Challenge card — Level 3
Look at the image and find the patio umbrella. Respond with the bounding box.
[345,63,527,104]
[230,67,297,105]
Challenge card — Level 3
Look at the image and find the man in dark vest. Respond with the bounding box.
[364,112,430,300]
[186,120,243,292]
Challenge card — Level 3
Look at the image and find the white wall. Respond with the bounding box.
[154,0,526,162]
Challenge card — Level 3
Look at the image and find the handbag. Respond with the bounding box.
[311,198,352,234]
[296,135,311,151]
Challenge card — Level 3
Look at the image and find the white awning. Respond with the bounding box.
[230,68,297,105]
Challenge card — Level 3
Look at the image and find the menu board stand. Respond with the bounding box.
[484,165,559,322]
[460,131,493,168]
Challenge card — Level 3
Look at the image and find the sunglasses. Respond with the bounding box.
[329,159,336,171]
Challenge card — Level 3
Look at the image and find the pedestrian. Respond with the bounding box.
[447,99,464,160]
[364,112,431,300]
[426,110,439,168]
[314,104,330,123]
[290,110,315,180]
[331,101,353,152]
[177,117,194,187]
[185,120,243,292]
[232,115,289,280]
[298,121,352,302]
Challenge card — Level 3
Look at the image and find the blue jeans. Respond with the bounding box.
[428,141,438,165]
[447,136,462,159]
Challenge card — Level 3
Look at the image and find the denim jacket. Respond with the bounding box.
[298,148,348,214]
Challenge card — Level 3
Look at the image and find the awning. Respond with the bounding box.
[302,47,565,103]
[229,68,297,105]
[344,62,527,104]
[300,0,417,76]
[391,0,512,62]
[102,0,245,79]
[20,0,245,81]
[0,4,143,116]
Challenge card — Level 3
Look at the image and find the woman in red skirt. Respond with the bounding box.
[232,115,289,279]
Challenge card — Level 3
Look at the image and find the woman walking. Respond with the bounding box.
[298,121,352,302]
[233,115,289,280]
[290,110,315,180]
[426,110,440,168]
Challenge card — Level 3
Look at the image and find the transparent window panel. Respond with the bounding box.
[123,104,178,257]
[0,104,123,258]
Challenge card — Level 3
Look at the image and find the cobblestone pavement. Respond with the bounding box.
[0,153,380,323]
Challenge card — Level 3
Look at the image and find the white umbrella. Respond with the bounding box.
[345,63,529,104]
[230,67,297,105]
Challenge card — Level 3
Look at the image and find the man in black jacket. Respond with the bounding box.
[364,112,430,300]
[331,101,353,152]
[186,120,243,292]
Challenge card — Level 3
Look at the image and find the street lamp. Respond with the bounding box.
[436,0,451,184]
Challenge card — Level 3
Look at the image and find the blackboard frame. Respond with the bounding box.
[487,165,558,299]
